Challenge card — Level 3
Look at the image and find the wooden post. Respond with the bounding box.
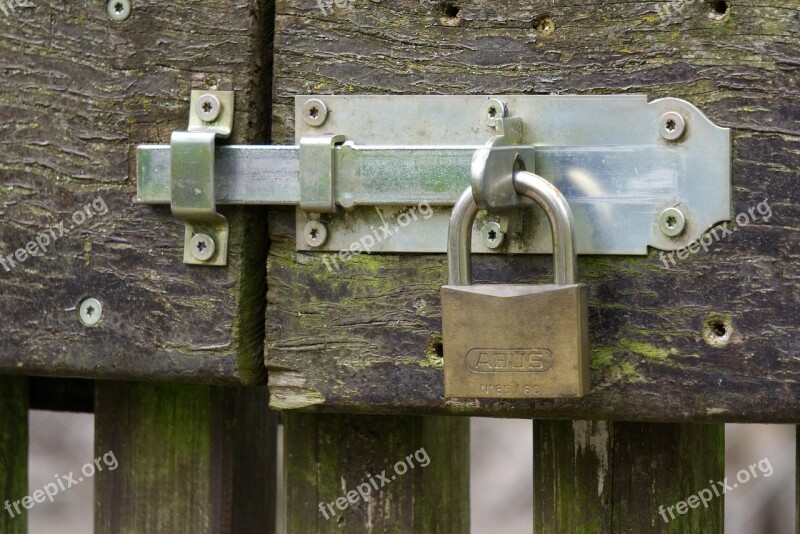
[533,420,724,533]
[0,376,28,534]
[283,413,469,533]
[94,382,277,534]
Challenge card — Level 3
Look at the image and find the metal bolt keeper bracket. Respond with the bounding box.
[300,134,345,213]
[170,90,234,266]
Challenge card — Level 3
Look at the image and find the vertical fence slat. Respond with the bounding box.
[283,413,469,533]
[533,420,724,533]
[533,420,611,531]
[0,376,27,534]
[94,382,277,534]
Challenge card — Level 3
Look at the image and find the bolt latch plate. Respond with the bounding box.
[138,94,731,261]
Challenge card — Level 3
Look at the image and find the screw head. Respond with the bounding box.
[659,207,686,237]
[303,220,328,247]
[302,99,328,127]
[107,0,131,21]
[190,233,216,261]
[481,222,505,249]
[660,111,686,141]
[195,94,221,123]
[484,99,507,127]
[79,298,103,326]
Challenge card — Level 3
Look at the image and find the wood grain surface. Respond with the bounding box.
[533,420,724,532]
[0,0,272,384]
[94,381,278,533]
[266,0,800,421]
[283,413,469,533]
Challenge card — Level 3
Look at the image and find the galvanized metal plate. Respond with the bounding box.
[136,95,730,255]
[293,94,730,255]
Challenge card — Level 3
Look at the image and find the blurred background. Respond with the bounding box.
[27,412,795,533]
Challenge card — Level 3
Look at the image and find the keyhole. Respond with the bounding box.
[114,1,124,14]
[308,107,319,119]
[665,119,676,132]
[666,215,677,228]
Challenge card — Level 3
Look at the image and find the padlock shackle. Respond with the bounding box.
[447,170,577,286]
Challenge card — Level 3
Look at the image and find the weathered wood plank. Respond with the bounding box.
[266,0,800,420]
[0,376,28,534]
[0,0,271,383]
[533,420,725,532]
[283,413,469,532]
[94,382,277,534]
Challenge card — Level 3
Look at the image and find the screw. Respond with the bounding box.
[107,0,131,21]
[79,298,103,326]
[660,111,686,141]
[484,99,506,127]
[481,222,505,249]
[535,16,555,35]
[659,207,686,237]
[304,220,328,247]
[302,99,328,127]
[190,233,216,261]
[195,94,221,123]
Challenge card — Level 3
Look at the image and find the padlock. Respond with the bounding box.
[442,170,589,398]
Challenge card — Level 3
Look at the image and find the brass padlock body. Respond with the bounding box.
[442,170,590,399]
[442,283,589,398]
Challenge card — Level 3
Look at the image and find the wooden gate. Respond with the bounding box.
[1,0,797,531]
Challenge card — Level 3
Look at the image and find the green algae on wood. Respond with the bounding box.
[94,382,278,534]
[534,420,724,533]
[266,0,800,422]
[283,413,468,533]
[0,377,27,534]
